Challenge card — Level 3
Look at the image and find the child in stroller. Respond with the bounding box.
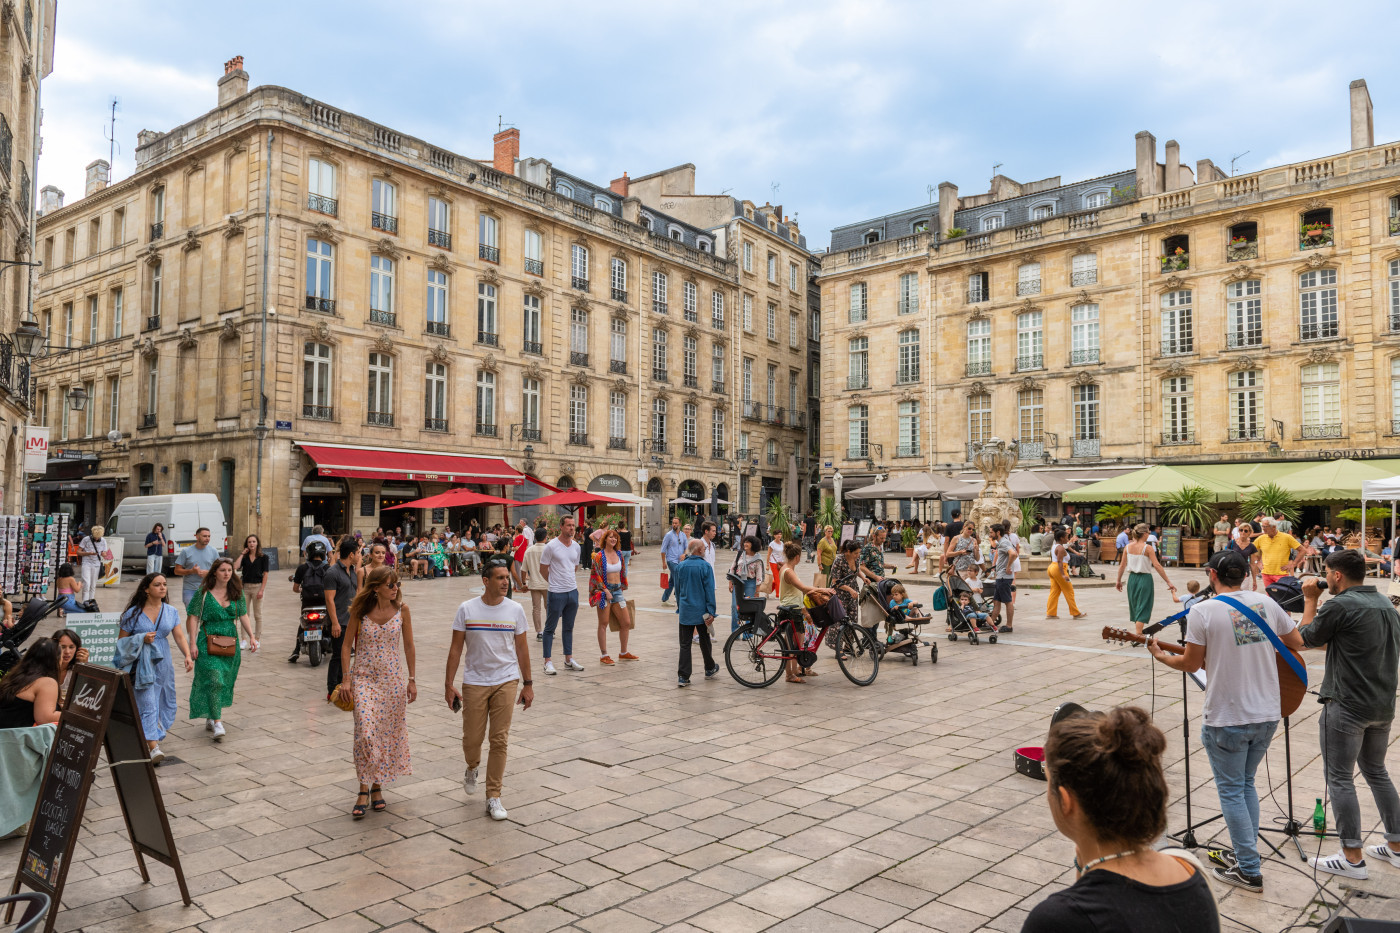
[941,569,999,645]
[861,578,936,664]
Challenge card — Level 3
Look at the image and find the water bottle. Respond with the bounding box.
[1313,798,1326,838]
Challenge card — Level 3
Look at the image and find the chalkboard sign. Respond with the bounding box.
[1160,527,1182,564]
[8,664,189,932]
[61,613,121,670]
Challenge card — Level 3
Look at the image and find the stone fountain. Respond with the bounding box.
[968,437,1019,539]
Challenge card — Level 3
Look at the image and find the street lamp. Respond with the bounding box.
[12,315,43,357]
[66,385,88,411]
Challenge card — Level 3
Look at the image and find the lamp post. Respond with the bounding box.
[12,298,46,515]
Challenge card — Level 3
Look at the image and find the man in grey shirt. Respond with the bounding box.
[323,539,361,700]
[173,527,219,609]
[988,523,1018,634]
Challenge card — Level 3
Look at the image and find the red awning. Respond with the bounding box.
[298,442,525,486]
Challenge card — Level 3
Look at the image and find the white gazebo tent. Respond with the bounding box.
[1360,477,1400,577]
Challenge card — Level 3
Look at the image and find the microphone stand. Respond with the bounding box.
[1154,611,1223,850]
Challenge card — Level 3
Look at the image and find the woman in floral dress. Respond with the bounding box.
[337,565,416,818]
[187,558,259,742]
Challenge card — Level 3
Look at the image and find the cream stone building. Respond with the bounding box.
[27,58,813,559]
[820,79,1400,514]
[0,0,54,514]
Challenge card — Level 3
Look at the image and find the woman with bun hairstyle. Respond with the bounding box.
[1022,706,1219,932]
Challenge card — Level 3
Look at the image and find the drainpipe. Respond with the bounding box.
[254,130,273,519]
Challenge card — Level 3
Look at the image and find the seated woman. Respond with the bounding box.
[1021,706,1219,933]
[0,639,62,728]
[407,538,431,580]
[51,628,89,706]
[54,563,84,613]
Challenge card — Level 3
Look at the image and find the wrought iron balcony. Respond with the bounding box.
[1300,228,1333,250]
[1391,316,1400,335]
[846,446,868,459]
[789,411,806,429]
[1070,269,1098,287]
[652,368,669,383]
[524,258,544,276]
[1227,241,1258,262]
[477,331,499,347]
[426,321,450,337]
[476,422,498,437]
[736,448,750,461]
[1016,279,1041,296]
[847,374,869,390]
[1160,431,1196,445]
[1160,339,1193,356]
[712,315,725,330]
[1226,331,1262,348]
[570,351,589,366]
[1018,441,1044,461]
[896,444,920,457]
[967,289,986,304]
[896,368,920,384]
[521,427,542,441]
[427,228,451,249]
[897,301,917,316]
[523,340,542,356]
[1069,348,1099,365]
[712,380,725,394]
[1071,438,1100,458]
[684,307,698,323]
[1301,423,1343,439]
[966,359,991,376]
[1391,217,1400,237]
[712,447,726,460]
[425,418,448,432]
[305,296,336,314]
[1393,419,1400,435]
[1228,426,1265,441]
[571,275,589,292]
[367,411,394,426]
[141,412,157,428]
[743,401,761,421]
[684,444,698,457]
[1301,322,1339,341]
[302,404,334,421]
[683,374,698,389]
[0,338,10,393]
[769,407,785,425]
[479,244,499,263]
[611,287,627,303]
[150,221,164,241]
[307,194,338,216]
[608,437,628,450]
[609,359,627,374]
[653,299,668,315]
[145,315,160,332]
[1016,354,1043,372]
[372,212,398,234]
[370,309,397,327]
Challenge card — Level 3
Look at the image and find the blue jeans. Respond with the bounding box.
[731,577,757,631]
[1319,702,1400,849]
[544,590,578,659]
[1200,720,1278,877]
[661,560,680,601]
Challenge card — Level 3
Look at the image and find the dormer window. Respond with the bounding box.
[640,212,654,232]
[1031,203,1056,220]
[911,219,929,234]
[863,230,880,244]
[555,181,574,198]
[1083,189,1110,209]
[593,195,612,211]
[667,224,684,242]
[981,214,1004,232]
[696,237,712,253]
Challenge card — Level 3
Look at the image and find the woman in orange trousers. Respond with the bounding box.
[1046,527,1087,619]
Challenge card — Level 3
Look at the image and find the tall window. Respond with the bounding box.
[372,178,397,231]
[1071,253,1097,286]
[652,398,667,445]
[1300,269,1338,340]
[1072,384,1100,440]
[652,328,667,379]
[571,243,589,289]
[848,336,868,388]
[809,309,820,340]
[59,387,68,440]
[766,302,776,340]
[898,272,919,314]
[611,257,627,301]
[789,312,799,348]
[898,330,920,383]
[1163,376,1194,442]
[1160,289,1192,355]
[767,252,777,283]
[370,255,394,320]
[63,303,72,348]
[712,343,725,385]
[107,377,120,433]
[1226,279,1262,347]
[475,371,496,431]
[712,408,725,454]
[367,352,393,420]
[967,272,988,303]
[306,238,334,308]
[428,197,450,247]
[766,364,777,409]
[477,213,498,261]
[1017,262,1041,296]
[569,384,588,441]
[743,357,753,402]
[83,381,95,437]
[898,401,920,456]
[570,308,588,357]
[1390,259,1400,331]
[790,262,799,291]
[682,335,697,385]
[1301,362,1341,432]
[683,402,697,451]
[477,282,497,340]
[303,342,332,417]
[308,158,336,213]
[683,281,697,322]
[742,241,753,272]
[848,404,869,456]
[152,186,165,226]
[1070,304,1099,364]
[522,378,541,434]
[1229,370,1261,440]
[712,290,724,328]
[609,390,626,441]
[111,288,123,339]
[426,270,448,333]
[523,294,541,353]
[766,438,778,465]
[425,362,447,429]
[967,319,991,373]
[1017,388,1043,446]
[743,295,753,332]
[789,370,799,414]
[146,355,158,416]
[524,229,543,275]
[652,270,668,313]
[610,317,627,366]
[88,296,98,345]
[1016,311,1043,370]
[849,282,867,323]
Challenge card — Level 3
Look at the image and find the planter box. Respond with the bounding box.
[1100,541,1118,563]
[1181,537,1210,567]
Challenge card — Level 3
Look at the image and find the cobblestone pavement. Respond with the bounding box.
[4,551,1398,932]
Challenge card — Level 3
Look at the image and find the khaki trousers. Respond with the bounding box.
[529,589,546,633]
[462,680,518,798]
[248,592,264,639]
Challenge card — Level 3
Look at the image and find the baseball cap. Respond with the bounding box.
[1205,549,1248,583]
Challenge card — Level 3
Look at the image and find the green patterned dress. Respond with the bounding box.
[188,589,246,720]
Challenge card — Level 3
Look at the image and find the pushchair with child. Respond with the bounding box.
[936,571,999,645]
[857,578,937,665]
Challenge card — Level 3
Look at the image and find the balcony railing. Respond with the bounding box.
[1016,279,1041,296]
[653,300,668,315]
[570,351,589,366]
[141,412,157,428]
[476,422,498,437]
[712,447,726,460]
[611,287,627,303]
[425,418,448,432]
[651,440,669,455]
[426,321,450,337]
[1016,354,1043,372]
[967,289,986,304]
[767,452,778,465]
[1393,419,1400,435]
[608,437,628,450]
[1391,315,1400,335]
[609,359,627,374]
[847,374,869,390]
[477,331,499,347]
[683,374,698,389]
[684,307,698,323]
[736,448,750,462]
[521,427,541,441]
[1072,438,1100,458]
[1301,322,1339,341]
[713,315,725,330]
[571,275,589,292]
[150,221,164,241]
[370,309,397,327]
[479,244,499,263]
[1228,426,1265,441]
[1227,241,1258,262]
[307,194,338,216]
[145,315,160,332]
[896,368,920,384]
[1226,331,1262,348]
[372,212,398,234]
[789,411,806,429]
[368,411,395,427]
[1160,339,1193,356]
[1300,228,1333,250]
[769,406,784,425]
[743,401,762,421]
[524,258,543,276]
[305,295,336,314]
[685,444,699,457]
[846,446,868,459]
[652,368,669,383]
[896,444,920,458]
[1301,423,1343,439]
[1160,431,1196,445]
[1069,348,1100,365]
[0,338,10,393]
[302,404,334,421]
[711,380,725,394]
[1391,216,1400,237]
[1160,253,1189,272]
[1070,269,1098,287]
[897,301,917,316]
[966,359,992,377]
[523,340,542,355]
[1018,441,1044,461]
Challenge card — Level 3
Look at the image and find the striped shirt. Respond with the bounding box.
[451,596,528,686]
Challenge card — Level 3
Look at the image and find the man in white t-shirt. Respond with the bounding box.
[1148,550,1304,893]
[540,515,584,675]
[445,562,533,821]
[520,518,535,547]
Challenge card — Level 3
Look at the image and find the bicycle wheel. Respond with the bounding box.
[725,622,788,688]
[833,624,880,686]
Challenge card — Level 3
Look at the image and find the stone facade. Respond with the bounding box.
[28,61,813,561]
[820,79,1400,496]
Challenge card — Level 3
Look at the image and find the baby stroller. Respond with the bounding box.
[937,571,998,645]
[858,578,937,664]
[0,597,78,679]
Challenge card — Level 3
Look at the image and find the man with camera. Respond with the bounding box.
[1298,549,1400,878]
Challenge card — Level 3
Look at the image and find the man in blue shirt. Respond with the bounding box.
[674,539,717,686]
[173,527,219,609]
[659,516,687,605]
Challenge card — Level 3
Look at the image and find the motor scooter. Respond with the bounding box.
[297,605,327,667]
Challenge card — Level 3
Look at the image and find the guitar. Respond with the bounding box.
[1101,626,1307,718]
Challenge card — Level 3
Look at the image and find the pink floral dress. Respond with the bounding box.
[351,610,411,785]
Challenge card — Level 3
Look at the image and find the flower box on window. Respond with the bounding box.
[1301,223,1333,249]
[1159,248,1189,272]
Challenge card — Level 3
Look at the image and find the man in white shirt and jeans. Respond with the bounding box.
[445,562,534,821]
[1148,549,1305,893]
[541,515,585,675]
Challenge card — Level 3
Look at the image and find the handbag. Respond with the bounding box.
[610,598,639,633]
[330,682,354,712]
[812,572,828,587]
[206,634,237,658]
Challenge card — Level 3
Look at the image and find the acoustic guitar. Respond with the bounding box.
[1101,626,1307,718]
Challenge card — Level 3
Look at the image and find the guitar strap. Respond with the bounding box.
[1213,594,1307,686]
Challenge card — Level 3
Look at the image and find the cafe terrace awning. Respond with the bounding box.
[1061,464,1248,503]
[298,442,526,486]
[845,472,979,500]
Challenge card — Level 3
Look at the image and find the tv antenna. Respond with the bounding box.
[770,181,780,201]
[927,184,936,203]
[992,162,1003,177]
[497,115,515,132]
[104,97,121,171]
[1230,150,1250,175]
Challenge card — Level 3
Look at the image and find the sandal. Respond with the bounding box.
[785,676,807,683]
[370,785,386,812]
[801,669,818,677]
[352,791,369,819]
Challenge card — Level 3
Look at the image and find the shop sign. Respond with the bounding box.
[25,426,49,473]
[588,474,632,493]
[1320,449,1377,460]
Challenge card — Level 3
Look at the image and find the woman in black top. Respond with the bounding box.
[618,524,633,575]
[233,534,270,645]
[1022,706,1218,933]
[0,638,62,728]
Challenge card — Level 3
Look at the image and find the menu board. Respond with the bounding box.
[1160,527,1182,563]
[20,717,98,888]
[62,613,122,670]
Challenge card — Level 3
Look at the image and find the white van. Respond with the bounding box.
[107,494,230,573]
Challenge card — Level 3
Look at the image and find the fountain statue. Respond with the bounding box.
[969,437,1019,539]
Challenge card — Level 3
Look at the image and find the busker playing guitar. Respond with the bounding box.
[1145,550,1304,894]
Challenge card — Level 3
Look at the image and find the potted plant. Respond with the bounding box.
[1095,503,1137,561]
[945,227,966,240]
[1160,484,1217,566]
[901,525,918,557]
[764,494,794,542]
[1336,507,1391,551]
[1238,482,1301,530]
[1301,222,1333,248]
[816,494,843,533]
[1159,246,1189,271]
[1016,498,1040,538]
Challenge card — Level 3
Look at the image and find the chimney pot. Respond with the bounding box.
[38,185,64,215]
[493,128,519,176]
[224,55,244,75]
[217,56,249,107]
[85,159,111,197]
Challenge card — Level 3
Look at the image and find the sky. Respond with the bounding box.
[36,0,1400,250]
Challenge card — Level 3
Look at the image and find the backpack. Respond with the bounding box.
[299,560,329,606]
[931,586,949,612]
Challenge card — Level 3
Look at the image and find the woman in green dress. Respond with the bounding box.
[1114,524,1177,638]
[187,557,259,742]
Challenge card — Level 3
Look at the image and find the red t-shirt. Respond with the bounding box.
[512,534,528,563]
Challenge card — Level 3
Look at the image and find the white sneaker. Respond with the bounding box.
[205,719,214,732]
[564,658,584,671]
[544,660,557,675]
[239,639,249,650]
[211,721,226,742]
[149,745,165,764]
[1308,852,1368,879]
[463,767,478,792]
[487,797,508,821]
[1365,844,1400,868]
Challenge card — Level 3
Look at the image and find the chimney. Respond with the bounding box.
[609,171,630,197]
[937,182,958,235]
[1135,131,1158,196]
[38,185,64,214]
[218,55,248,107]
[85,159,110,197]
[493,128,519,175]
[1350,79,1374,149]
[1163,140,1180,191]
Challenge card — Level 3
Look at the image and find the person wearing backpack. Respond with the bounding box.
[290,540,331,663]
